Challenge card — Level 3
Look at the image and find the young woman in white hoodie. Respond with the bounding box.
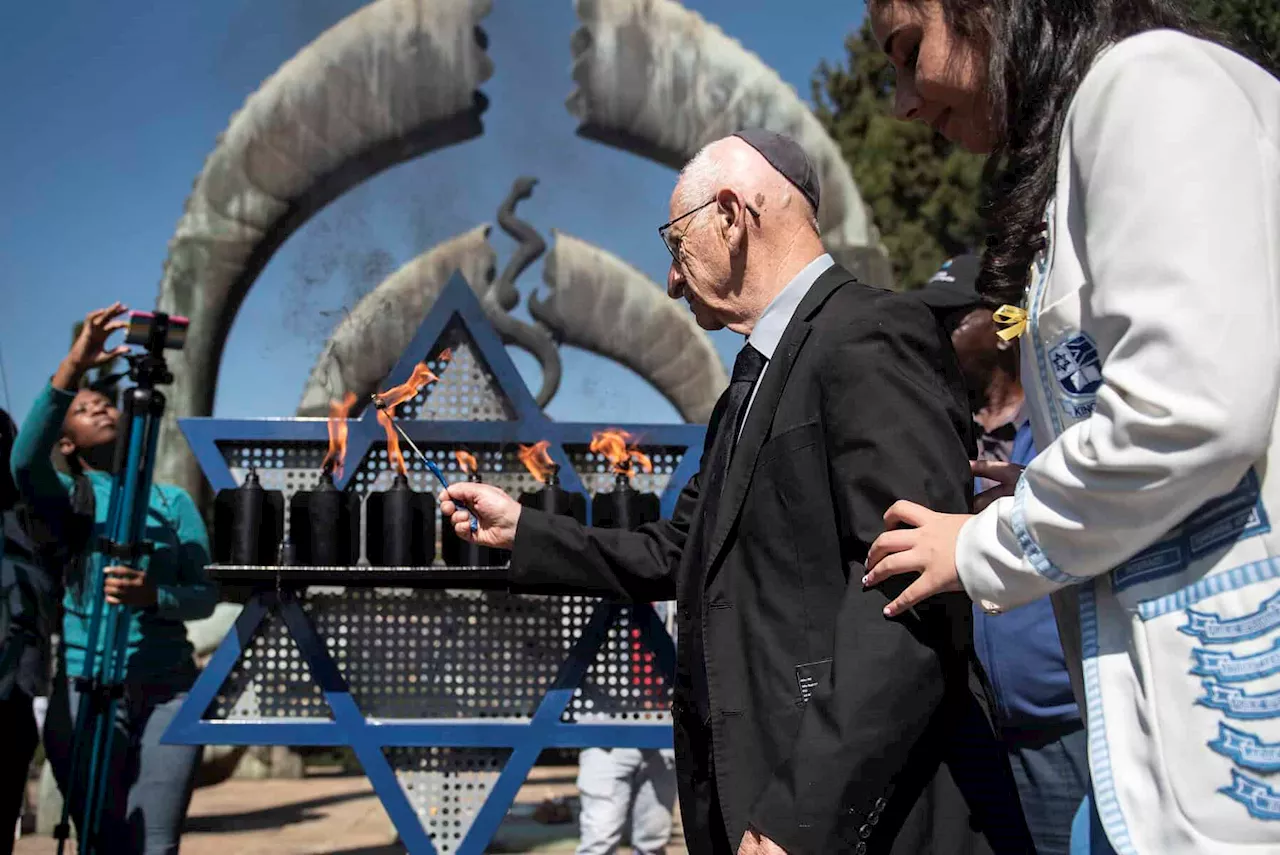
[860,1,1280,853]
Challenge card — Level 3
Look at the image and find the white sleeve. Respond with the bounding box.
[957,35,1280,611]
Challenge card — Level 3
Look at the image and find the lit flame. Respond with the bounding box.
[518,440,556,482]
[376,408,408,477]
[321,392,357,478]
[438,348,453,363]
[455,450,478,477]
[376,362,439,412]
[590,429,653,479]
[372,363,439,477]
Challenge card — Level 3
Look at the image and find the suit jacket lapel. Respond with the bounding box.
[703,265,852,574]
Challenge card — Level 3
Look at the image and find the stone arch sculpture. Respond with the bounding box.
[153,0,495,502]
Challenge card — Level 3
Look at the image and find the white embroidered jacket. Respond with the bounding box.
[954,30,1280,854]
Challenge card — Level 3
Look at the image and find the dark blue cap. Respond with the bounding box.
[731,128,820,212]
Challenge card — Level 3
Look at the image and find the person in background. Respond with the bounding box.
[576,746,677,855]
[0,407,60,854]
[11,303,218,855]
[576,601,680,855]
[862,1,1280,852]
[575,599,678,855]
[914,255,1088,855]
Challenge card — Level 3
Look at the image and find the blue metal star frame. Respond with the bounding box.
[163,272,708,854]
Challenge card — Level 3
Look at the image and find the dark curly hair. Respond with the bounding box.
[876,0,1219,305]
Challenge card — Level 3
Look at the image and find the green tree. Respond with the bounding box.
[812,19,986,291]
[1189,0,1280,77]
[813,9,1280,291]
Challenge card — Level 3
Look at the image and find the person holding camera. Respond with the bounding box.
[10,303,217,854]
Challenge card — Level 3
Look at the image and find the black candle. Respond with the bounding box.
[591,471,660,530]
[366,472,435,566]
[518,465,587,523]
[213,468,284,565]
[289,471,360,566]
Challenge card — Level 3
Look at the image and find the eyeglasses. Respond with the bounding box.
[658,197,760,265]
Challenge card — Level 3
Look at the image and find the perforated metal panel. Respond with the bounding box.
[208,590,674,721]
[562,604,672,725]
[206,598,332,720]
[384,747,511,855]
[401,324,515,422]
[320,589,583,720]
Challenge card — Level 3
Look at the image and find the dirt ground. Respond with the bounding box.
[13,765,686,855]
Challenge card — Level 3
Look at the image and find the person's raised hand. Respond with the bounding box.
[55,303,131,390]
[438,482,522,550]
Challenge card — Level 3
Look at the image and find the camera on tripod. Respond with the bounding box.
[124,310,188,352]
[119,310,188,388]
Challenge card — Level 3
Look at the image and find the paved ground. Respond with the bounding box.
[14,765,686,854]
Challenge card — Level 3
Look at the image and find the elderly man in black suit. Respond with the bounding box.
[440,130,1030,855]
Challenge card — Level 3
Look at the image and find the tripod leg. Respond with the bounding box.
[55,611,111,855]
[49,676,91,855]
[84,613,133,854]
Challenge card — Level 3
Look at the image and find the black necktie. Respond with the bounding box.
[701,342,767,542]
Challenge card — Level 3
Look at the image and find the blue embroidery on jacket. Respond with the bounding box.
[1186,467,1271,558]
[1047,332,1102,418]
[1220,770,1280,820]
[1210,723,1280,773]
[1112,537,1184,592]
[1140,559,1280,622]
[1182,590,1280,643]
[1113,469,1270,594]
[1191,638,1280,683]
[1198,681,1280,719]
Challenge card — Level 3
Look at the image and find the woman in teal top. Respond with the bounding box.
[10,303,216,855]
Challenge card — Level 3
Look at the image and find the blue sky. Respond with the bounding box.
[0,0,867,428]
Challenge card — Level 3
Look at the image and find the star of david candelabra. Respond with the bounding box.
[164,274,707,854]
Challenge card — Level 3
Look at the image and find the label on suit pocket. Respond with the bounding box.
[795,658,833,704]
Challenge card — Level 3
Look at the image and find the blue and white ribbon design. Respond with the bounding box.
[1182,591,1280,645]
[1209,723,1280,773]
[1220,770,1280,821]
[1198,681,1280,719]
[1191,638,1280,683]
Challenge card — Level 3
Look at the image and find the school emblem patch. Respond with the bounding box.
[1048,332,1102,418]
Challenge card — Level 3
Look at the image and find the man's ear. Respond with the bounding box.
[716,187,746,253]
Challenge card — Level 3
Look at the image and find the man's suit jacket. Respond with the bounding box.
[508,265,1032,854]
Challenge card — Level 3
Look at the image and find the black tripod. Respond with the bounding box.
[54,311,186,855]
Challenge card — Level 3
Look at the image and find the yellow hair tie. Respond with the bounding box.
[992,305,1028,341]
